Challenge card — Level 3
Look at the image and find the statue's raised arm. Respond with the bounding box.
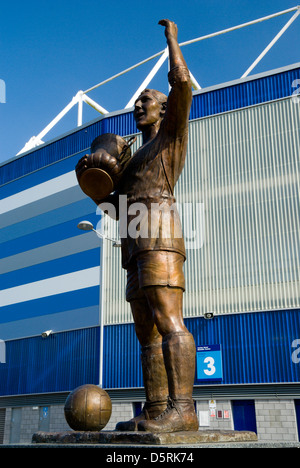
[158,19,188,70]
[158,19,192,138]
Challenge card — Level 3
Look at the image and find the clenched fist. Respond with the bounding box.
[158,19,178,41]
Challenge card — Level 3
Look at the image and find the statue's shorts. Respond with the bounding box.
[125,250,185,302]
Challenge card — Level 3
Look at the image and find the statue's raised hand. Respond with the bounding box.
[158,19,178,41]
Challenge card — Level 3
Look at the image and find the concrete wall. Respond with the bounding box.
[2,398,299,444]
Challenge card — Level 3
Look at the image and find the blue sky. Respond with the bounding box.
[0,0,299,164]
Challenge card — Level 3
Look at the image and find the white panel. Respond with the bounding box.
[102,99,300,323]
[0,232,100,275]
[0,266,100,306]
[0,306,100,340]
[0,170,77,215]
[180,97,300,317]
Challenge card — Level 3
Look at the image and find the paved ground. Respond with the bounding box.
[1,441,300,448]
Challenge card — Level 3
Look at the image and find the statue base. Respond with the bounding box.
[32,429,257,445]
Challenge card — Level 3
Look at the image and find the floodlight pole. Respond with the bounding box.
[16,6,300,155]
[99,235,105,388]
[17,91,109,154]
[189,70,202,90]
[77,92,83,127]
[16,96,79,154]
[241,7,300,78]
[82,94,109,115]
[85,6,300,100]
[125,48,169,108]
[36,95,79,141]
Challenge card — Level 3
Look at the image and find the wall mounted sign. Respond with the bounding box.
[196,344,223,382]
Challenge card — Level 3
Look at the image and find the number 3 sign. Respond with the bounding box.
[196,344,223,381]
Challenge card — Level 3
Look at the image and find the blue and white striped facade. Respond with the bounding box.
[0,63,300,399]
[0,157,101,340]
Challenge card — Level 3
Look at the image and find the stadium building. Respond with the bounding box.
[0,58,300,444]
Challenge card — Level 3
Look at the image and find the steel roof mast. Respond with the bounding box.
[17,6,300,155]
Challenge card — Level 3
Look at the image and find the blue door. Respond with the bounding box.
[232,400,257,433]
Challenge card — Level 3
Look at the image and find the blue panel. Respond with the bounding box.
[0,248,100,289]
[0,112,137,186]
[0,306,100,341]
[101,113,136,136]
[186,310,300,385]
[0,198,96,244]
[0,327,100,395]
[0,286,100,323]
[190,67,300,120]
[1,309,299,396]
[0,212,100,258]
[102,309,300,388]
[103,323,143,389]
[0,151,86,198]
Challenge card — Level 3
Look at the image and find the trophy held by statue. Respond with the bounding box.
[76,133,135,201]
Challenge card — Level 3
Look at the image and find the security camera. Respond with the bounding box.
[204,312,214,319]
[41,330,53,338]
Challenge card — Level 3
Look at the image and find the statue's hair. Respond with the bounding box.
[139,89,167,110]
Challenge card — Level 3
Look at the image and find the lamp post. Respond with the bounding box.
[77,220,121,388]
[77,220,121,247]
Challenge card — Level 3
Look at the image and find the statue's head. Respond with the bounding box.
[134,89,167,130]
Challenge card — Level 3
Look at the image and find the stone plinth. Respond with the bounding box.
[32,429,257,445]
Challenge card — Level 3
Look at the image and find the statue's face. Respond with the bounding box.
[134,92,163,130]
